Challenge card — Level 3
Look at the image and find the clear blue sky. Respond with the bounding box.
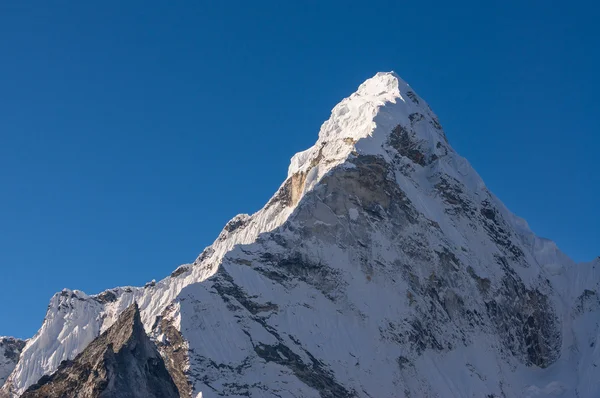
[1,1,598,338]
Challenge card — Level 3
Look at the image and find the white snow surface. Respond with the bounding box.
[2,72,599,397]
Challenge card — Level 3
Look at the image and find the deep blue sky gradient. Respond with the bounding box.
[1,1,598,338]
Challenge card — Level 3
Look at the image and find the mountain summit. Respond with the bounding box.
[2,72,599,398]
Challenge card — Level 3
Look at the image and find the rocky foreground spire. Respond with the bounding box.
[20,303,179,398]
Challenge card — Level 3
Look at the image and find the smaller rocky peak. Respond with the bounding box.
[21,303,179,398]
[100,302,145,352]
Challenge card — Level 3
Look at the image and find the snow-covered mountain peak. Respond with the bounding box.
[4,72,600,398]
[3,73,472,395]
[355,71,404,99]
[287,72,447,206]
[289,72,422,173]
[188,72,446,268]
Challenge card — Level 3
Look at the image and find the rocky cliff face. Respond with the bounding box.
[20,303,179,398]
[2,72,599,398]
[0,338,26,388]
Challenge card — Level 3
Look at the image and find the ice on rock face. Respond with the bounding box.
[3,72,600,398]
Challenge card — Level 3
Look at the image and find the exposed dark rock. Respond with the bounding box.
[479,200,524,261]
[253,342,354,398]
[186,354,253,396]
[153,304,193,398]
[409,112,425,125]
[321,155,419,225]
[170,265,190,278]
[223,214,250,233]
[1,337,26,389]
[485,276,561,368]
[434,176,474,216]
[401,235,434,263]
[213,268,279,315]
[144,281,156,289]
[430,117,442,130]
[21,303,180,398]
[194,247,215,265]
[405,91,419,104]
[1,338,25,364]
[397,356,411,370]
[93,290,118,304]
[574,289,600,315]
[259,251,344,302]
[409,319,445,354]
[389,124,427,166]
[467,266,491,294]
[436,247,461,271]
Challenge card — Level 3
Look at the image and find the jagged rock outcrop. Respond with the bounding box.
[20,303,179,398]
[2,72,599,398]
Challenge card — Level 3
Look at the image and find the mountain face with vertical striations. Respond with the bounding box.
[2,72,599,398]
[20,303,179,398]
